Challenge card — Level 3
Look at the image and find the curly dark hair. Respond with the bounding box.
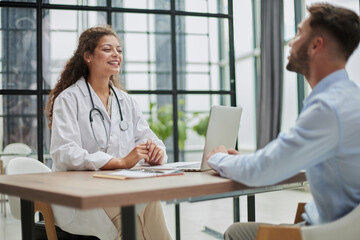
[45,25,125,129]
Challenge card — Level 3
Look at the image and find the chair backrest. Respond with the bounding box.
[2,143,33,168]
[6,157,51,220]
[301,204,360,240]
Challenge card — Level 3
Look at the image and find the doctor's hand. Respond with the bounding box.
[120,143,152,168]
[145,139,164,165]
[101,143,150,169]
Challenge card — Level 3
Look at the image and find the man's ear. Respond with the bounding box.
[310,36,324,54]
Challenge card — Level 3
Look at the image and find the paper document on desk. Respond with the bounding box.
[93,169,184,180]
[141,162,201,170]
[140,163,181,170]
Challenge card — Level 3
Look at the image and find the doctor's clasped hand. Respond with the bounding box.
[102,139,165,169]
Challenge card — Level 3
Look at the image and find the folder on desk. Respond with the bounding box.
[93,169,184,180]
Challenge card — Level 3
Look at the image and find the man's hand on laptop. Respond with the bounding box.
[227,148,240,155]
[206,145,227,161]
[206,145,241,161]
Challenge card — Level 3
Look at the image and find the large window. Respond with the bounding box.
[0,0,235,166]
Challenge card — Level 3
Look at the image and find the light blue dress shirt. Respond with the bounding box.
[208,69,360,225]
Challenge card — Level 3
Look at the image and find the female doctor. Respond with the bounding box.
[46,26,172,240]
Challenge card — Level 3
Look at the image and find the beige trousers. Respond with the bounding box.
[104,201,172,240]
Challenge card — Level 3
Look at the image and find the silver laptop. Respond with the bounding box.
[147,105,242,172]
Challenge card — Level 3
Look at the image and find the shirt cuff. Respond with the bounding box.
[89,151,114,170]
[208,152,229,173]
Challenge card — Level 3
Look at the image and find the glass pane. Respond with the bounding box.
[233,0,256,152]
[179,94,231,162]
[284,0,295,41]
[112,13,172,90]
[0,7,37,90]
[236,58,256,151]
[42,10,106,89]
[112,0,170,10]
[0,95,37,151]
[282,45,298,133]
[43,94,52,168]
[43,0,106,6]
[233,0,253,56]
[131,94,174,162]
[176,16,230,91]
[176,0,228,14]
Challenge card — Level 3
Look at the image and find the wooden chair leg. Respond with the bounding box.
[294,202,306,224]
[34,201,58,240]
[0,160,3,175]
[255,225,302,240]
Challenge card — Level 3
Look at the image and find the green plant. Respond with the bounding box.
[192,113,209,138]
[148,102,172,141]
[148,99,187,150]
[148,100,211,150]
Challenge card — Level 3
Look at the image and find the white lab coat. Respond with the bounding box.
[50,77,168,240]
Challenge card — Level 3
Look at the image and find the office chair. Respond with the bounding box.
[6,157,100,240]
[6,157,58,240]
[256,202,360,240]
[0,143,32,217]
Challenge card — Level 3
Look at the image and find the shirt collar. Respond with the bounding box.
[77,77,124,100]
[77,77,90,96]
[303,69,349,106]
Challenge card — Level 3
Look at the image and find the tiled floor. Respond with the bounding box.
[0,189,312,240]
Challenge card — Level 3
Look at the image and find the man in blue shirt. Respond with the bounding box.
[206,3,360,240]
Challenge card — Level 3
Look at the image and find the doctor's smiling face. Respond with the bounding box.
[86,35,123,78]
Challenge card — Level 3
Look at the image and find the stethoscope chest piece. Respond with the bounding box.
[120,120,129,131]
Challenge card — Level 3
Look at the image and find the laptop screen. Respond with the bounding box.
[200,105,243,171]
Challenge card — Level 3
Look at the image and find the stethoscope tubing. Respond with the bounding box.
[85,80,128,150]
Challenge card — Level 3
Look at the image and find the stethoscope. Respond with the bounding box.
[85,80,128,150]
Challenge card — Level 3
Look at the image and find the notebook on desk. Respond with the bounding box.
[145,105,242,172]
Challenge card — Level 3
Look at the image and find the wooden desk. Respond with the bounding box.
[0,170,306,239]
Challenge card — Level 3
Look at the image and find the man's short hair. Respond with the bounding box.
[307,3,360,60]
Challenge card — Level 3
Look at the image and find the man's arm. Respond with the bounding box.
[206,102,339,186]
